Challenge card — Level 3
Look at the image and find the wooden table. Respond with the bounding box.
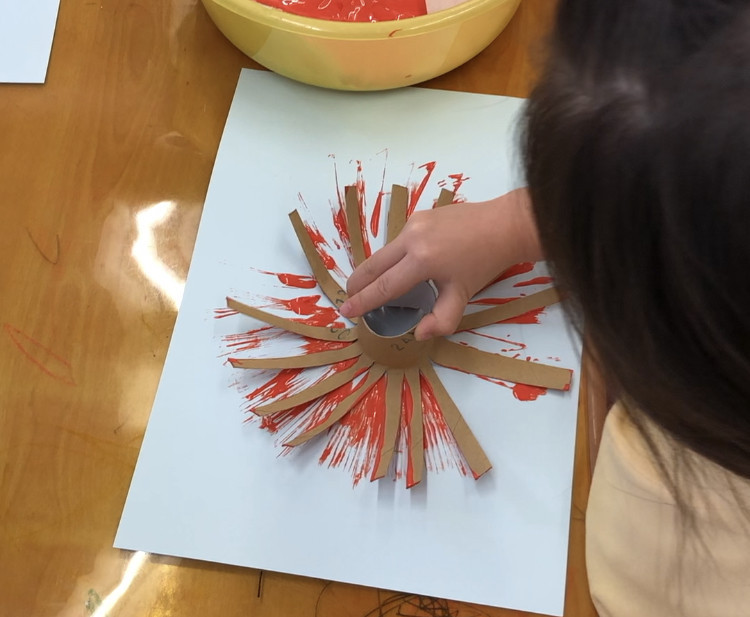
[0,1,600,615]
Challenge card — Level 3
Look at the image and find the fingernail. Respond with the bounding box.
[339,301,352,316]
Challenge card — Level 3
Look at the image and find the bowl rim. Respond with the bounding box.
[204,0,520,40]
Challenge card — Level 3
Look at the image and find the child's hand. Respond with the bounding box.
[340,188,541,340]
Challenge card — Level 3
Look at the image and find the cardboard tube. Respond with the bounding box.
[227,297,355,342]
[405,368,424,488]
[288,210,348,310]
[229,342,362,370]
[387,184,408,243]
[431,338,572,390]
[421,362,492,479]
[345,185,367,266]
[356,318,434,368]
[435,189,455,207]
[285,365,387,447]
[456,287,561,332]
[253,356,373,416]
[371,370,404,480]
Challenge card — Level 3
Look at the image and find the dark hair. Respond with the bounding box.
[524,0,750,480]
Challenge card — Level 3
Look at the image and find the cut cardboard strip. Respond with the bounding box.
[456,287,561,332]
[286,364,388,447]
[435,189,455,207]
[420,362,492,479]
[371,370,404,480]
[345,185,367,266]
[229,342,363,370]
[405,368,424,488]
[253,356,373,416]
[226,297,355,342]
[289,210,349,310]
[386,184,408,243]
[432,338,572,390]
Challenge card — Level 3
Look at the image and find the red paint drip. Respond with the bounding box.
[513,276,553,288]
[407,161,436,217]
[3,324,75,386]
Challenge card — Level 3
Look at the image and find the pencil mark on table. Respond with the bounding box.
[26,227,60,265]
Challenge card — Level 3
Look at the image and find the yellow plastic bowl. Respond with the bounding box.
[201,0,522,90]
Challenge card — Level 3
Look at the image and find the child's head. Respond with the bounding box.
[524,0,750,478]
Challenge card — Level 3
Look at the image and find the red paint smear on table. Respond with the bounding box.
[263,294,344,328]
[3,324,75,386]
[419,372,469,477]
[254,0,427,22]
[437,173,470,200]
[467,296,546,324]
[513,276,553,288]
[407,161,436,217]
[330,159,353,265]
[319,374,389,485]
[214,308,238,319]
[369,151,388,238]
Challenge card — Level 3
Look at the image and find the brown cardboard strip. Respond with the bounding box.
[229,342,362,370]
[288,210,349,312]
[432,338,572,390]
[420,362,492,478]
[372,370,404,480]
[253,356,373,416]
[456,287,561,332]
[386,184,408,243]
[226,297,355,342]
[345,185,367,266]
[405,368,424,488]
[435,189,455,207]
[285,364,387,447]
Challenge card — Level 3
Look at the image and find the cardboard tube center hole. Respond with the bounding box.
[362,281,436,337]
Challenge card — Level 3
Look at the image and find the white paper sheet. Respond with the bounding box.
[0,0,60,83]
[115,69,582,617]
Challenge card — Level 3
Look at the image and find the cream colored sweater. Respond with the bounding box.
[586,403,750,617]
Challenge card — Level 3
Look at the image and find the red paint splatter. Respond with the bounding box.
[320,374,388,484]
[512,383,547,401]
[3,324,75,386]
[263,294,344,328]
[302,221,338,270]
[370,190,385,236]
[419,373,469,477]
[513,276,553,288]
[467,329,526,353]
[214,308,238,319]
[482,262,535,289]
[257,269,318,289]
[407,161,436,217]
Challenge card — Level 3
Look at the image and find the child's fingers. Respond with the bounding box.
[414,285,468,340]
[340,256,423,319]
[346,239,406,297]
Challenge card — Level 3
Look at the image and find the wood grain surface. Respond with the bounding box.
[0,1,601,615]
